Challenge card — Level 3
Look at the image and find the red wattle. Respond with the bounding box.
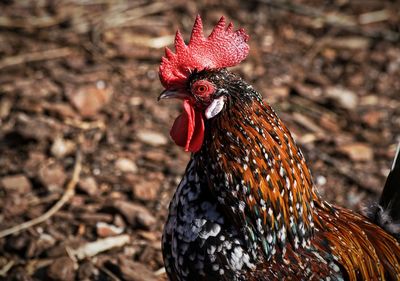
[188,110,204,152]
[170,100,204,152]
[170,100,194,148]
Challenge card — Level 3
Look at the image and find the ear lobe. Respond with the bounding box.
[205,96,226,119]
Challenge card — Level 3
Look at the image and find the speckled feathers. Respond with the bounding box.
[162,70,400,281]
[160,16,400,281]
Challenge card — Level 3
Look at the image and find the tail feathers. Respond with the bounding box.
[363,141,400,240]
[363,204,400,240]
[380,141,400,221]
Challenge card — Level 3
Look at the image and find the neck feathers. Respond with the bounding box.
[195,81,320,258]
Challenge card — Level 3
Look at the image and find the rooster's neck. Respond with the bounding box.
[195,80,321,258]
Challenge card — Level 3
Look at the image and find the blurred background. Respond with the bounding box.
[0,0,399,280]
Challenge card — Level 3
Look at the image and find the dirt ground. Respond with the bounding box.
[0,0,399,280]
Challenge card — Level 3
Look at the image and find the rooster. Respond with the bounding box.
[158,15,400,280]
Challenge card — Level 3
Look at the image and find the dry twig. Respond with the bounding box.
[0,149,82,239]
[0,48,73,70]
[98,1,174,30]
[68,234,130,260]
[0,15,67,29]
[65,118,106,131]
[154,267,166,276]
[258,0,400,42]
[0,260,14,277]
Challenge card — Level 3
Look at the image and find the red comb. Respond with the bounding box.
[159,15,249,89]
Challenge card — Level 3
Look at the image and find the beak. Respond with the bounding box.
[158,90,189,101]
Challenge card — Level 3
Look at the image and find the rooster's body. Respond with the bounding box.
[158,16,400,281]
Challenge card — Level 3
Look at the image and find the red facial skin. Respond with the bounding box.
[191,80,216,105]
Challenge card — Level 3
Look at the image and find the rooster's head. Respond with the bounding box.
[158,15,249,152]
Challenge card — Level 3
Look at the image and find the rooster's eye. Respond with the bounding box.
[192,80,215,97]
[197,85,207,93]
